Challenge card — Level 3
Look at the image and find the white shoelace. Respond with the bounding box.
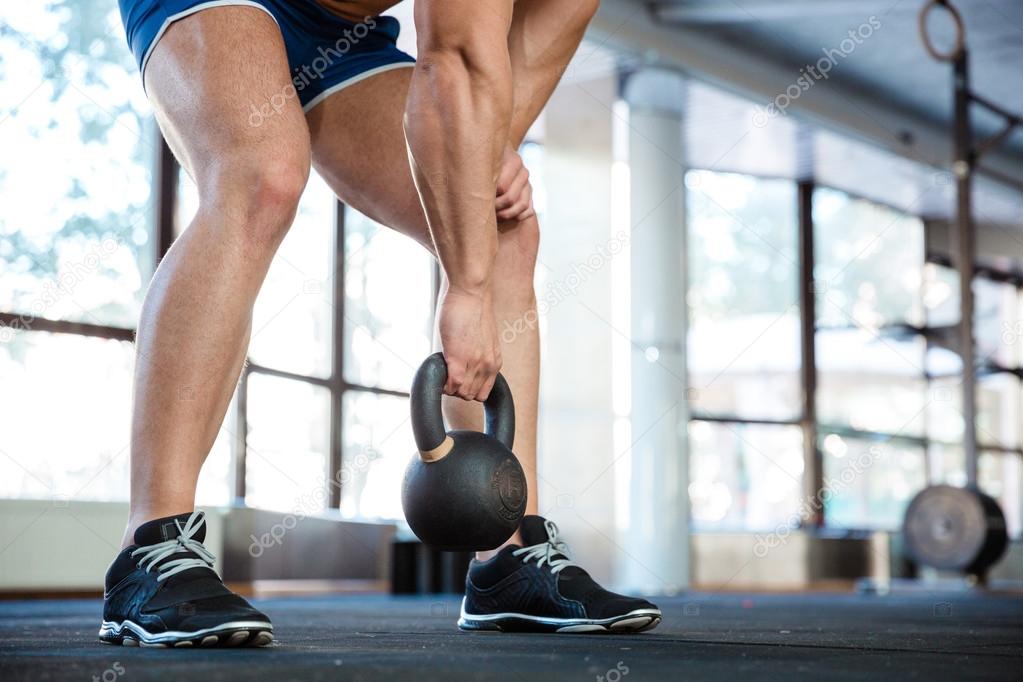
[130,511,217,582]
[512,519,579,575]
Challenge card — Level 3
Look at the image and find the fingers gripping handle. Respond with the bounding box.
[410,352,515,460]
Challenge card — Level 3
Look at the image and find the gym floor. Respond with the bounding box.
[2,592,1020,681]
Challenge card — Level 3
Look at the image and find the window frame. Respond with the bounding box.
[4,117,1020,530]
[1,137,436,512]
[684,170,1023,534]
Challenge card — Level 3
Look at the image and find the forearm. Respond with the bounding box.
[506,0,599,146]
[404,4,514,291]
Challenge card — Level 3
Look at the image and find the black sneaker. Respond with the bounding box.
[459,515,661,633]
[99,511,273,648]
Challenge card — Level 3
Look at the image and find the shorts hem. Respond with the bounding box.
[139,0,280,89]
[301,61,415,112]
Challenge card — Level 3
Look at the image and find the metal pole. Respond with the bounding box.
[952,50,978,487]
[328,200,347,509]
[797,181,823,526]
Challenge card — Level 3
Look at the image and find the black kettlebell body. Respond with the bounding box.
[402,353,527,550]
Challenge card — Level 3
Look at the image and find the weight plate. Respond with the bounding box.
[971,490,1010,574]
[903,485,1009,573]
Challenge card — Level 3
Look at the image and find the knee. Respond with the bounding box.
[202,147,310,252]
[231,159,309,248]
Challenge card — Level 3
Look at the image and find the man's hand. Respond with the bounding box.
[495,144,535,223]
[438,286,502,401]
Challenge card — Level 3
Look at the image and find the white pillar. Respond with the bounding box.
[537,73,619,582]
[618,67,690,594]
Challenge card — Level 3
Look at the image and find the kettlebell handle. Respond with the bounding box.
[410,352,515,461]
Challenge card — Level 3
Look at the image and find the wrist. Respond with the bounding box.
[443,254,497,297]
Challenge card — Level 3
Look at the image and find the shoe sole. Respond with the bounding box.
[458,601,662,634]
[99,620,274,648]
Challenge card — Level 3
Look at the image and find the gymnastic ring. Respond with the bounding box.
[919,0,965,62]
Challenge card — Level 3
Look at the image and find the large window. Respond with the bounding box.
[686,171,801,422]
[813,188,925,330]
[0,0,153,499]
[239,172,337,513]
[688,420,803,530]
[337,210,432,520]
[343,210,433,394]
[248,174,335,380]
[0,331,134,501]
[813,189,929,528]
[919,262,1023,537]
[193,178,434,517]
[685,170,803,530]
[821,437,927,529]
[245,374,332,512]
[0,0,435,521]
[1,3,155,328]
[685,170,1023,535]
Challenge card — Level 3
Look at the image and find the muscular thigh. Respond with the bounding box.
[305,67,433,251]
[307,66,539,262]
[144,6,310,191]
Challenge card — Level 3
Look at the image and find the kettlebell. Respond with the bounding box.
[401,352,527,550]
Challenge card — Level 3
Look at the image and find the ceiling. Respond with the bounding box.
[674,77,1022,225]
[649,0,1023,157]
[584,0,1023,226]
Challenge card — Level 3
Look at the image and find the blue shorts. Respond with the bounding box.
[118,0,415,111]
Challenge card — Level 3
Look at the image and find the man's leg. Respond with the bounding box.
[100,6,305,647]
[125,6,311,545]
[309,4,658,633]
[307,69,541,527]
[309,0,601,539]
[308,61,657,635]
[423,0,601,532]
[437,231,539,521]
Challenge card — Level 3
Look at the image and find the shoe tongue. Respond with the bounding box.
[133,512,206,546]
[519,515,587,580]
[518,515,550,546]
